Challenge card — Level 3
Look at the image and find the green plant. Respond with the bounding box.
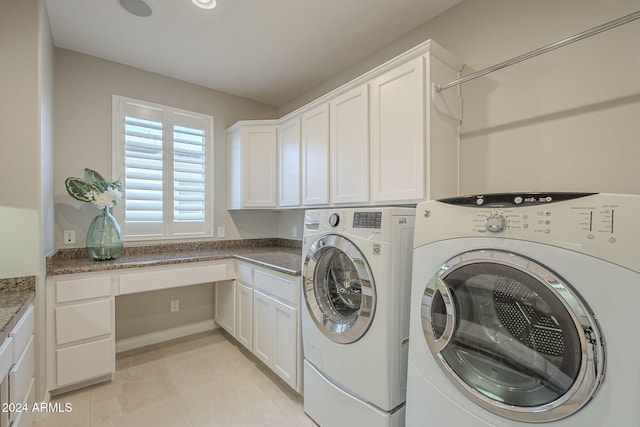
[65,168,122,209]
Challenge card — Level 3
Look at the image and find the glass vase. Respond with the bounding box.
[86,208,123,260]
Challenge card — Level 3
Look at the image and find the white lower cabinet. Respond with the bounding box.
[235,282,253,351]
[46,274,115,391]
[2,305,35,427]
[231,261,301,392]
[253,290,298,390]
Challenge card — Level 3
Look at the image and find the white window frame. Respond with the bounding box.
[112,95,214,241]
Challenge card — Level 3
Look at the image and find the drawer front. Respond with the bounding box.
[9,335,34,408]
[57,275,111,303]
[119,263,229,295]
[0,337,13,378]
[253,268,298,305]
[56,338,113,387]
[236,262,253,285]
[55,299,112,345]
[8,377,34,425]
[10,306,34,363]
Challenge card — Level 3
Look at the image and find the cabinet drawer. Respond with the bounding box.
[8,377,34,425]
[9,335,34,408]
[56,338,113,387]
[119,263,229,295]
[0,337,12,378]
[56,299,112,345]
[57,275,111,303]
[236,262,253,285]
[10,306,34,363]
[254,269,298,305]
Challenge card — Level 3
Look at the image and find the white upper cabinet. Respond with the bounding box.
[228,39,463,209]
[330,84,369,204]
[228,122,278,209]
[278,117,301,207]
[301,104,330,206]
[370,57,425,203]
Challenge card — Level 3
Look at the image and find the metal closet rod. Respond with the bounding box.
[435,10,640,93]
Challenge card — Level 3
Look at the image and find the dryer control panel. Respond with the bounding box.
[416,193,640,273]
[304,207,414,242]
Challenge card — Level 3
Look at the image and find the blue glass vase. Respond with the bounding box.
[86,208,123,260]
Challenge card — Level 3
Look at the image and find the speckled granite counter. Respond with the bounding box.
[47,238,303,277]
[0,276,36,345]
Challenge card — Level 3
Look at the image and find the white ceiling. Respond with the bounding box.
[44,0,461,107]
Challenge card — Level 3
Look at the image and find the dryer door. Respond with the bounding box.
[303,234,376,344]
[420,249,605,423]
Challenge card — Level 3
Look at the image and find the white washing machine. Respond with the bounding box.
[406,193,640,426]
[302,207,415,427]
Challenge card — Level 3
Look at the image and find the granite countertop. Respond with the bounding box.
[0,276,36,346]
[47,238,303,277]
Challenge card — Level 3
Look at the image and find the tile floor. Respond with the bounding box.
[34,330,317,427]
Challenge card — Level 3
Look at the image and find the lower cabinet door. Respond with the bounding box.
[236,282,253,351]
[8,336,34,415]
[252,290,298,389]
[272,300,297,389]
[56,338,113,387]
[253,290,274,366]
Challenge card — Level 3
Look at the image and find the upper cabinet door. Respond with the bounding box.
[278,117,301,207]
[228,124,277,209]
[301,104,329,206]
[330,85,369,205]
[370,57,425,203]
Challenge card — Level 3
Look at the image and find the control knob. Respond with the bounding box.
[328,213,340,228]
[485,214,507,232]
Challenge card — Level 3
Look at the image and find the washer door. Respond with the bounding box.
[303,235,376,344]
[421,250,605,423]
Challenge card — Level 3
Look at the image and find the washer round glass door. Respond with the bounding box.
[303,235,376,344]
[421,250,605,422]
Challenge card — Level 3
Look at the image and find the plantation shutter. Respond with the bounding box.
[115,97,213,240]
[172,113,209,235]
[122,103,164,237]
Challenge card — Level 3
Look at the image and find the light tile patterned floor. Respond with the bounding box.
[34,331,317,427]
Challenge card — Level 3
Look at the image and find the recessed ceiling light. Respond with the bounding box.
[192,0,217,10]
[118,0,153,17]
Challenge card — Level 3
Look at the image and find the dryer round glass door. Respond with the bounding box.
[303,235,376,344]
[420,249,605,423]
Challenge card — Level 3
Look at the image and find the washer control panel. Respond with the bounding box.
[303,207,415,241]
[416,193,640,273]
[434,192,604,236]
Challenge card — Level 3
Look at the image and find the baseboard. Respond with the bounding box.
[115,320,219,353]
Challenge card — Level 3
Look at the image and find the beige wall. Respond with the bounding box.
[0,0,41,278]
[0,0,55,403]
[53,49,279,248]
[115,283,216,341]
[279,0,640,196]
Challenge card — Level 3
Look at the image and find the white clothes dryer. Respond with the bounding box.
[302,208,415,427]
[406,193,640,426]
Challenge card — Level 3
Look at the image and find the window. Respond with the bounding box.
[113,96,213,240]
